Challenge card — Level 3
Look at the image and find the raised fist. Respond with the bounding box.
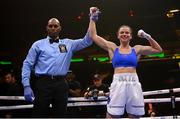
[89,7,101,22]
[137,29,151,40]
[90,7,99,14]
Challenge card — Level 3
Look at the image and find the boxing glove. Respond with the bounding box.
[138,29,152,40]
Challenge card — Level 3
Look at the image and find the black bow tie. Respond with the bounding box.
[49,39,59,44]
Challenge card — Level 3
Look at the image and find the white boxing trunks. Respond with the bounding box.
[107,73,145,116]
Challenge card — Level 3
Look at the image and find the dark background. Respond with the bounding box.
[0,0,180,92]
[0,0,180,117]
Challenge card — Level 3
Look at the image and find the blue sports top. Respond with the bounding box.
[112,47,138,68]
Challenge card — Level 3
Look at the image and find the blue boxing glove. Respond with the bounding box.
[24,86,34,102]
[89,7,101,22]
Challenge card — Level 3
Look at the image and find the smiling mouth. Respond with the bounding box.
[121,37,128,39]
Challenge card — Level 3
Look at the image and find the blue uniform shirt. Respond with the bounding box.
[22,34,92,87]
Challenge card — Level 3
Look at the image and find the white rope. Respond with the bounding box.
[0,97,180,110]
[143,88,180,96]
[144,97,180,103]
[69,96,107,101]
[0,88,180,101]
[0,96,107,102]
[0,104,33,110]
[0,101,107,110]
[0,96,24,101]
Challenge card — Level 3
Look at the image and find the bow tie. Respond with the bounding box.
[49,39,59,44]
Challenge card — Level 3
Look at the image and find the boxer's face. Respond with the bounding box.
[117,26,132,43]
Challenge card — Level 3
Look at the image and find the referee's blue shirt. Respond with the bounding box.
[22,34,92,87]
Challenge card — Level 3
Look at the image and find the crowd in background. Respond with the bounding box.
[0,68,179,118]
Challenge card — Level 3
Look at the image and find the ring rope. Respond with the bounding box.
[0,87,180,101]
[143,88,180,96]
[0,87,180,111]
[0,97,180,110]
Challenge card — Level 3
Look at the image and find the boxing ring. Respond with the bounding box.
[0,88,180,118]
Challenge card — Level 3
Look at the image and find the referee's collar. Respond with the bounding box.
[47,36,59,44]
